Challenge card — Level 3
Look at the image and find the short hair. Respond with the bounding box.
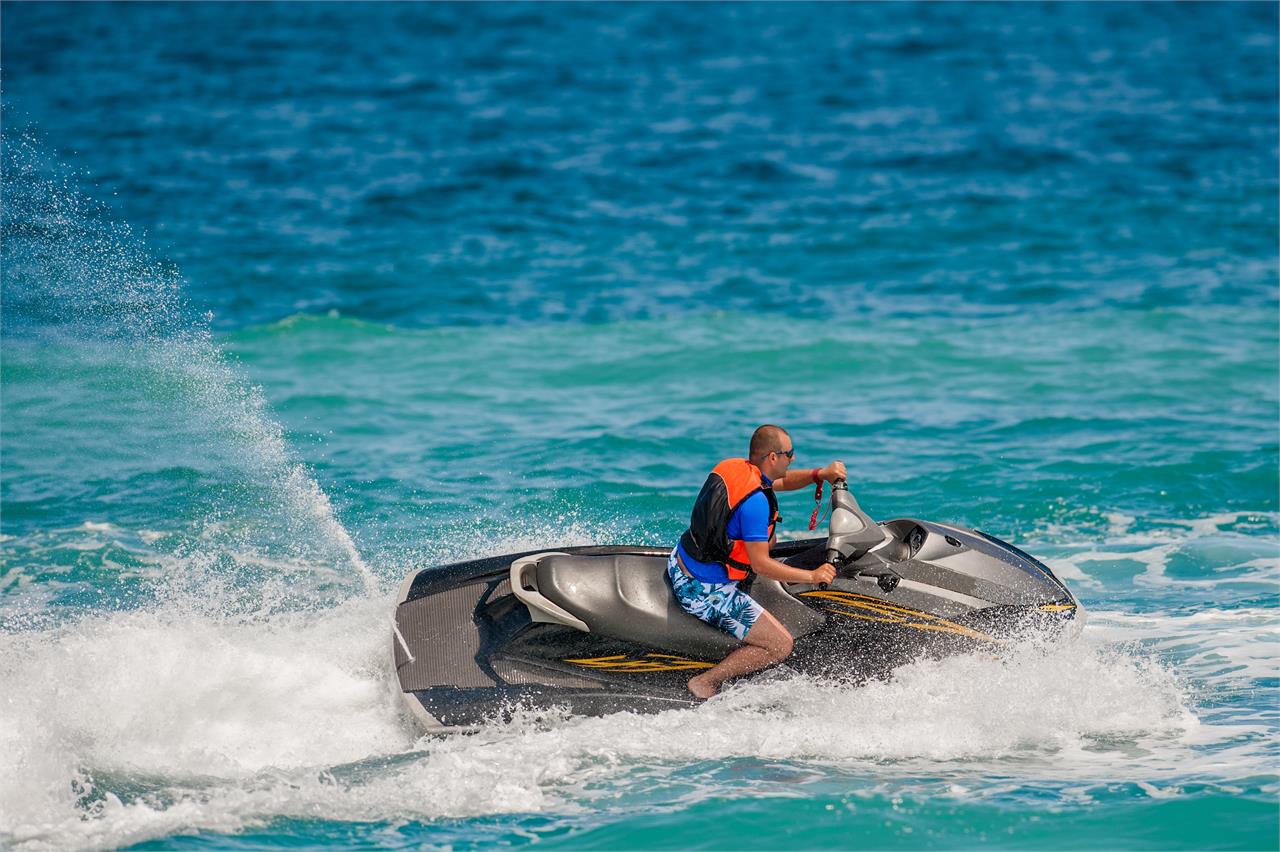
[749,424,791,462]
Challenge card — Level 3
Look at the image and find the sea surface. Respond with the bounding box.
[2,3,1277,850]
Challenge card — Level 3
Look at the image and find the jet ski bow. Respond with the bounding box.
[392,482,1077,733]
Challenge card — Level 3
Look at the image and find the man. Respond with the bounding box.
[670,424,844,698]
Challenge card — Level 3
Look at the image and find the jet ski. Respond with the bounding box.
[392,482,1077,733]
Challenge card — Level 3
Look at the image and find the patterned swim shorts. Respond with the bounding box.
[666,548,763,641]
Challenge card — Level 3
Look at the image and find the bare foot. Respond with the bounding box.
[688,673,718,699]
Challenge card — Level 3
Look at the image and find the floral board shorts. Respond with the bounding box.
[666,548,764,641]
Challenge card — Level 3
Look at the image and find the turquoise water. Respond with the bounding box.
[2,3,1278,849]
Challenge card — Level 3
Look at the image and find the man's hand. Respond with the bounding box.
[820,461,847,483]
[812,562,836,584]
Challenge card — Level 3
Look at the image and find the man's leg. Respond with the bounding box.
[687,609,794,699]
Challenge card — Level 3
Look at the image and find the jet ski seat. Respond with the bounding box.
[512,552,824,659]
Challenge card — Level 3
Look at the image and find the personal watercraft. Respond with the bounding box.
[392,483,1077,733]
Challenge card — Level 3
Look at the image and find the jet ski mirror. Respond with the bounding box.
[823,480,888,567]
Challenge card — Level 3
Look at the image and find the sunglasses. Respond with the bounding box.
[774,448,795,459]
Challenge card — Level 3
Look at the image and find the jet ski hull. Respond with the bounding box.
[393,525,1077,733]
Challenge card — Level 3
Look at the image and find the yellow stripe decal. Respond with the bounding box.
[563,653,714,672]
[799,590,995,642]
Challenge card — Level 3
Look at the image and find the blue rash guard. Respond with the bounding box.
[675,475,773,583]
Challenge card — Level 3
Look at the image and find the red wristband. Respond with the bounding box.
[811,467,821,484]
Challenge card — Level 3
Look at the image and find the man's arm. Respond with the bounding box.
[771,460,847,492]
[744,540,835,585]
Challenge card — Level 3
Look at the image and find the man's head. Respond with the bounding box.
[748,424,793,480]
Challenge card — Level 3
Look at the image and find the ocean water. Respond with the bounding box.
[2,3,1277,850]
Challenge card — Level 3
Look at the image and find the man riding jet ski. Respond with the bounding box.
[392,427,1078,733]
[669,425,844,698]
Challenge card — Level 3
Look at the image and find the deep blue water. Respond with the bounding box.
[7,2,1276,329]
[2,3,1277,850]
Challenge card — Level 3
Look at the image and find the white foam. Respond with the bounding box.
[1104,512,1136,536]
[0,596,414,849]
[1037,510,1280,590]
[7,597,1262,851]
[1170,512,1271,537]
[78,522,117,533]
[1044,556,1105,589]
[1086,607,1280,685]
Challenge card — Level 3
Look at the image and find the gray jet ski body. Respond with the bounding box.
[392,508,1077,733]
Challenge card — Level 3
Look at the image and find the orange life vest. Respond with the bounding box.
[679,458,780,581]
